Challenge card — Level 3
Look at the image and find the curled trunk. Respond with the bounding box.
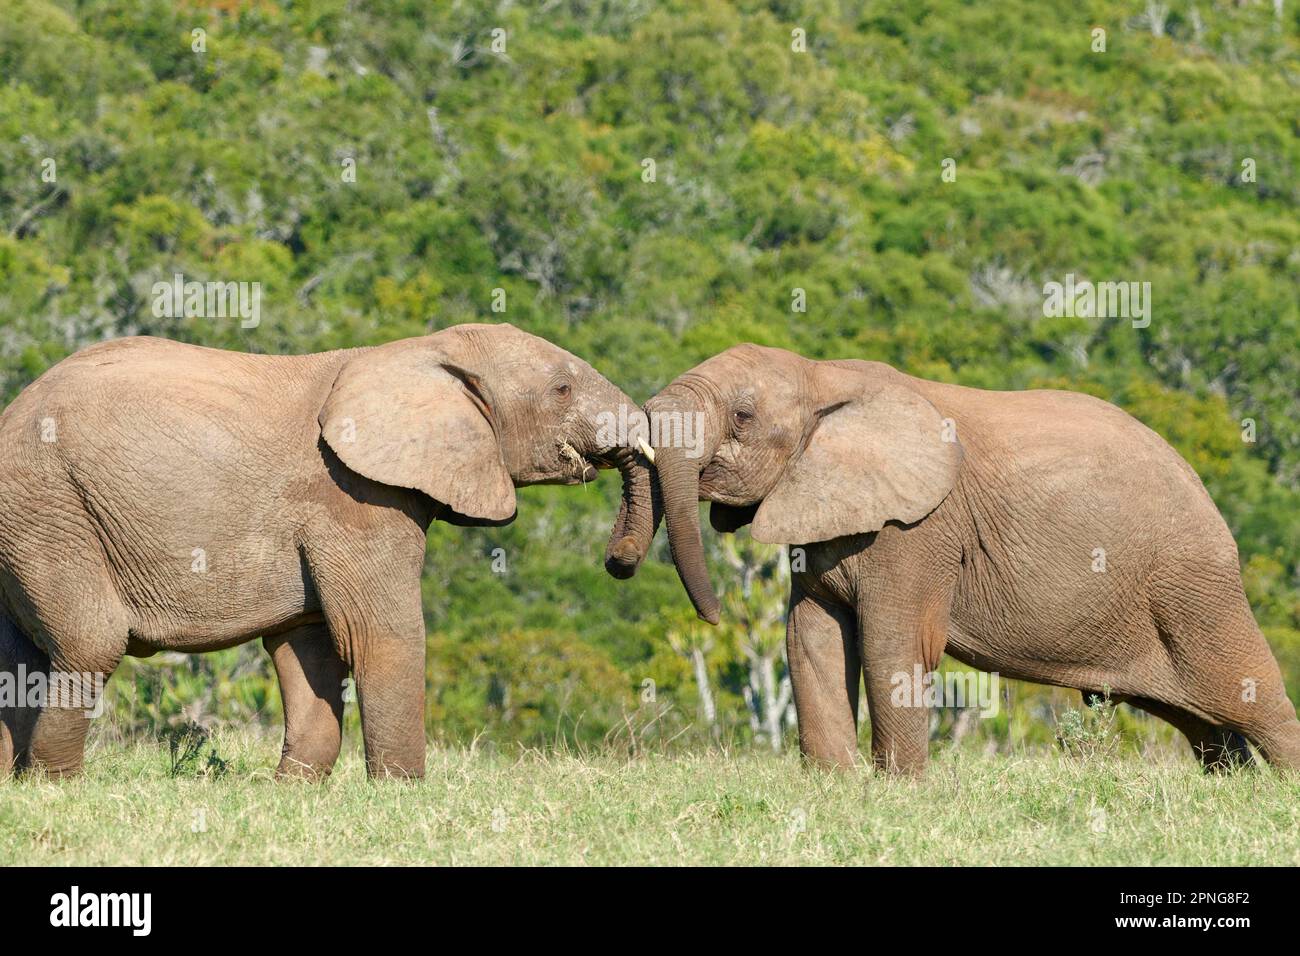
[603,446,661,578]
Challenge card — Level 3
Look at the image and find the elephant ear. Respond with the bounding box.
[750,362,961,546]
[318,340,516,522]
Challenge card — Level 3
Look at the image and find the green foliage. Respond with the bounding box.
[162,721,231,779]
[428,628,636,748]
[1056,694,1121,762]
[3,0,1299,747]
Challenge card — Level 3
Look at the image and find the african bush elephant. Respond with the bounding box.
[608,344,1300,775]
[0,323,652,780]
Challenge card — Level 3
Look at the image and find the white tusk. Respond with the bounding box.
[636,437,656,463]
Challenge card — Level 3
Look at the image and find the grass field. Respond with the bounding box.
[2,732,1298,866]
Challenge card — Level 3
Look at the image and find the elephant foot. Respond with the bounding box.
[274,754,338,782]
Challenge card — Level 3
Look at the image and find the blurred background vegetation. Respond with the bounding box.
[2,0,1298,759]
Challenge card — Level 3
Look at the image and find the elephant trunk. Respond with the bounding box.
[655,441,720,625]
[603,444,661,579]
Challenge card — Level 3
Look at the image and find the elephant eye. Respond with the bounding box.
[554,382,571,399]
[733,408,753,427]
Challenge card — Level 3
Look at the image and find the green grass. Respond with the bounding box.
[3,732,1298,866]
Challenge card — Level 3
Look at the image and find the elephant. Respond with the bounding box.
[0,323,653,780]
[607,343,1300,775]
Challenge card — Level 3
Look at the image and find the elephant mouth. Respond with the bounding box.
[566,458,600,484]
[533,441,600,485]
[528,461,599,485]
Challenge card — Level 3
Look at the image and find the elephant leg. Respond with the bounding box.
[1253,720,1300,771]
[1190,727,1253,772]
[351,632,425,780]
[22,605,125,779]
[859,599,949,776]
[26,648,120,779]
[305,548,427,781]
[1216,690,1300,773]
[1152,587,1300,772]
[1,548,130,779]
[786,588,860,770]
[28,699,96,778]
[27,644,122,779]
[264,623,347,780]
[0,615,44,778]
[1126,697,1253,772]
[1209,639,1300,772]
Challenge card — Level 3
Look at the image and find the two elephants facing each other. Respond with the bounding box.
[608,343,1300,776]
[0,324,656,780]
[2,328,1296,782]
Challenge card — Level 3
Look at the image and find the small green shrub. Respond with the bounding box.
[1055,693,1119,761]
[162,722,229,779]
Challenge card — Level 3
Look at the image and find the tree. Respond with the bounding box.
[719,536,794,752]
[666,614,718,740]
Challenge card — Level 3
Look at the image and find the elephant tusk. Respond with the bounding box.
[636,437,656,464]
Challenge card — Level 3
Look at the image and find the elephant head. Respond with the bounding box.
[318,323,656,562]
[608,344,963,623]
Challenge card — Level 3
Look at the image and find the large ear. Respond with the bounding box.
[751,362,961,545]
[318,340,516,522]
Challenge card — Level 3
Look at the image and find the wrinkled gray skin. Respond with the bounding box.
[613,344,1300,775]
[0,323,653,780]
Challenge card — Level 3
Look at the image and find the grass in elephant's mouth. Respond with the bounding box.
[1,733,1297,866]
